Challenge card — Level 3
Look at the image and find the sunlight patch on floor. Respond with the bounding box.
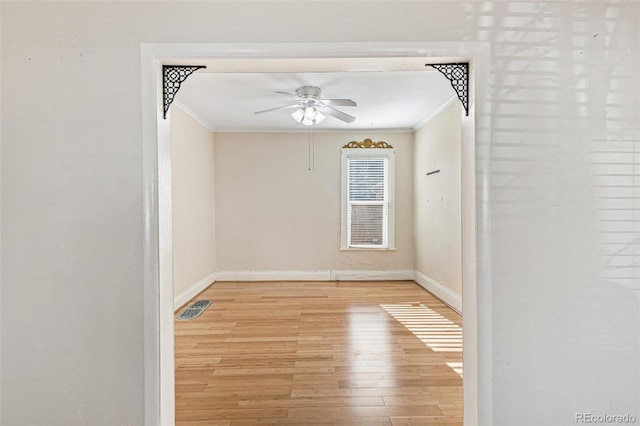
[380,303,463,377]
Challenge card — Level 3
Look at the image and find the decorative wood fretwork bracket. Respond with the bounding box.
[163,65,206,119]
[430,63,469,116]
[343,138,394,149]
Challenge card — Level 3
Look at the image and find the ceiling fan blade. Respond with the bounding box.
[254,104,299,115]
[275,91,297,97]
[321,99,357,107]
[322,105,356,123]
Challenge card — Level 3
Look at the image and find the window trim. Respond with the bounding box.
[340,147,395,250]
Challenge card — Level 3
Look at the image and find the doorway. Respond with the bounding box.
[141,42,487,426]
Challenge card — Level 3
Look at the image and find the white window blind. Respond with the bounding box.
[347,157,389,248]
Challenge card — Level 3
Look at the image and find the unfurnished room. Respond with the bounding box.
[169,65,466,424]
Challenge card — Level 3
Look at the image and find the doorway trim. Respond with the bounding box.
[141,41,490,426]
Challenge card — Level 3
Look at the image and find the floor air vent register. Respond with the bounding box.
[176,300,212,320]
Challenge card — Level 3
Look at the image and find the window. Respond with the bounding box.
[341,148,395,249]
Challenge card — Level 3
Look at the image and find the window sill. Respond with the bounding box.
[340,247,397,251]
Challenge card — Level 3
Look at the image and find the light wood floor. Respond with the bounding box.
[175,281,463,425]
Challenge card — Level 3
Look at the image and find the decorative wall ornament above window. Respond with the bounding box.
[343,138,394,149]
[429,63,469,116]
[162,65,206,119]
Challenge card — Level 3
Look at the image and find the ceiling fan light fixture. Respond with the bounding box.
[303,106,316,121]
[291,108,305,123]
[292,105,325,126]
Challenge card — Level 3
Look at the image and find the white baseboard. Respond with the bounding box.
[214,270,415,282]
[333,269,414,281]
[413,270,462,314]
[174,272,217,311]
[215,270,330,281]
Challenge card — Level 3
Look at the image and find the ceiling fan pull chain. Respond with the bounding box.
[308,130,315,171]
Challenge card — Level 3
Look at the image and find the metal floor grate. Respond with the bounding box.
[176,300,212,320]
[189,300,212,310]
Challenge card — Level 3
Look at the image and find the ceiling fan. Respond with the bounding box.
[254,85,357,126]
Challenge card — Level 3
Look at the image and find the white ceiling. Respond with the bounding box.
[174,69,457,133]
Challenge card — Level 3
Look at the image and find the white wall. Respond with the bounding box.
[214,132,414,276]
[171,107,216,309]
[413,100,462,310]
[1,2,639,425]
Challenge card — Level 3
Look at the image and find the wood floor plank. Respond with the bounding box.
[175,281,462,425]
[390,416,463,426]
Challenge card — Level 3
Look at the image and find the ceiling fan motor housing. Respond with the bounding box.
[296,85,322,99]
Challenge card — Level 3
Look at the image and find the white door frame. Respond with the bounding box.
[141,41,491,426]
